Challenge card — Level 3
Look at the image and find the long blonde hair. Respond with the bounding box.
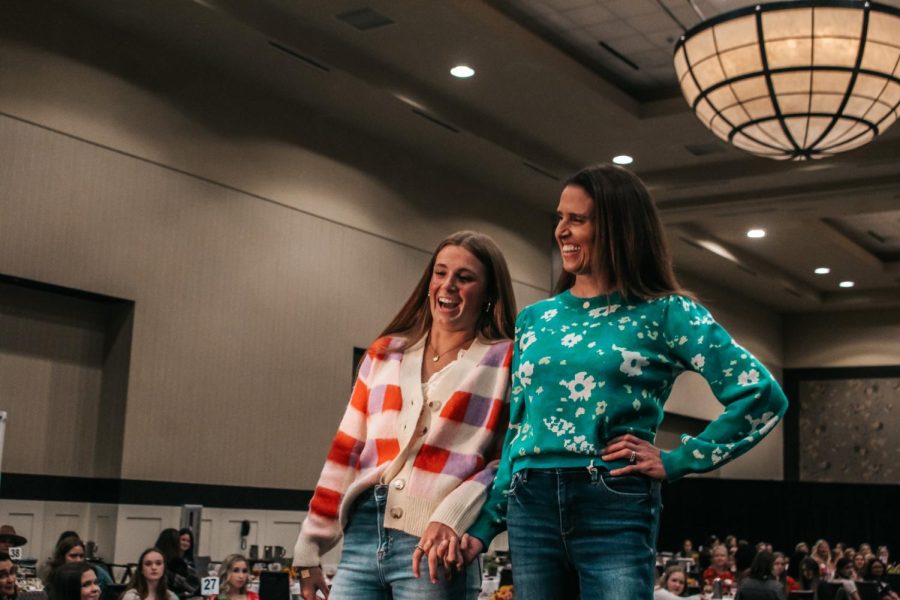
[217,555,249,599]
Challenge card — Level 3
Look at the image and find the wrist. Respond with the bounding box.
[296,566,320,579]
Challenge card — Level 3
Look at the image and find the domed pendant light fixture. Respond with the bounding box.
[673,1,900,160]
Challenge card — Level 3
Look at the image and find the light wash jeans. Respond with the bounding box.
[507,467,662,600]
[329,484,482,600]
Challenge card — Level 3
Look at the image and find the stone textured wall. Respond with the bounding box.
[799,377,899,483]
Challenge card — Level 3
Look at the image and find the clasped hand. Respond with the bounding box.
[412,521,483,583]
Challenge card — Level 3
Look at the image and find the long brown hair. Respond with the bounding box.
[44,536,85,586]
[379,231,516,347]
[554,164,688,300]
[125,548,169,600]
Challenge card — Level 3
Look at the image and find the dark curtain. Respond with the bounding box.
[658,478,900,553]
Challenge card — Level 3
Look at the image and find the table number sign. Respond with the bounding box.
[200,577,219,596]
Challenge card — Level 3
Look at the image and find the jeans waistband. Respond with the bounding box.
[517,463,613,484]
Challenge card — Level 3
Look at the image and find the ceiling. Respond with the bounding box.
[29,0,900,312]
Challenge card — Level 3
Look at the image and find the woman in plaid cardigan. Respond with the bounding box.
[294,231,517,600]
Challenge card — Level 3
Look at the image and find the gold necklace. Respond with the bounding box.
[427,336,474,363]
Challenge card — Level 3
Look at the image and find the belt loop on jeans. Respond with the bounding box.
[586,459,599,483]
[520,469,528,484]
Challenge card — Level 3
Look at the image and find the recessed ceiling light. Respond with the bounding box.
[746,229,766,238]
[839,280,855,288]
[814,267,831,275]
[450,65,474,78]
[612,155,633,165]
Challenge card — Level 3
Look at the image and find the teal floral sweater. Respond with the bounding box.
[468,290,788,547]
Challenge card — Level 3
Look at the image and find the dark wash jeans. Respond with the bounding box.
[507,467,662,600]
[329,484,482,600]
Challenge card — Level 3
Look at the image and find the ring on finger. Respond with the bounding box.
[629,450,637,464]
[416,544,426,552]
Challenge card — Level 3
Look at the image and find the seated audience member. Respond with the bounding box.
[655,565,707,600]
[216,555,257,600]
[833,558,862,600]
[798,557,823,595]
[699,536,720,572]
[0,528,27,555]
[704,545,736,587]
[725,536,738,552]
[153,531,197,598]
[48,563,99,600]
[41,538,113,595]
[863,558,899,600]
[852,553,867,581]
[735,544,758,584]
[735,552,785,600]
[876,547,890,567]
[1,552,18,600]
[812,540,835,580]
[679,539,700,563]
[773,552,799,595]
[790,544,810,580]
[121,549,176,600]
[176,531,194,573]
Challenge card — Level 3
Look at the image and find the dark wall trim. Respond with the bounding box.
[659,477,900,553]
[0,473,312,511]
[782,365,900,482]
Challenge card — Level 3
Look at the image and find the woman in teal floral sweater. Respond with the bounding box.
[454,164,788,600]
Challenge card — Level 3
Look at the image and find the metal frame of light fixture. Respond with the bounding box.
[674,0,900,160]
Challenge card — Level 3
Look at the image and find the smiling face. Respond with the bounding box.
[555,185,596,281]
[227,560,249,592]
[428,245,487,335]
[179,534,191,554]
[142,551,165,584]
[712,545,728,568]
[80,570,100,600]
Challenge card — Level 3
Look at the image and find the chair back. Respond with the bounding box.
[855,581,880,600]
[101,584,127,600]
[258,571,289,600]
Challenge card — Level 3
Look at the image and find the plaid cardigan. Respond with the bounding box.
[292,335,513,567]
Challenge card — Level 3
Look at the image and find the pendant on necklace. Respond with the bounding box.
[432,355,439,363]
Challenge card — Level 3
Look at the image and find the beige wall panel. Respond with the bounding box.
[0,35,550,292]
[0,28,553,489]
[1,506,38,560]
[0,285,110,477]
[113,505,180,565]
[0,112,550,490]
[784,308,900,368]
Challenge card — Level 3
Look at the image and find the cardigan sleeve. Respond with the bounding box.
[292,340,379,566]
[427,382,511,535]
[659,296,788,480]
[466,314,528,548]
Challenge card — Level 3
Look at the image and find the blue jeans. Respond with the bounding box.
[330,485,482,600]
[507,467,662,600]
